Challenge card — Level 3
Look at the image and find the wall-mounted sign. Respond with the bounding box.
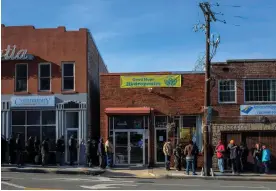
[1,45,34,61]
[120,75,181,88]
[240,105,276,116]
[11,96,55,107]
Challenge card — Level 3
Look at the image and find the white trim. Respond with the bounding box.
[218,79,237,104]
[62,62,75,91]
[15,63,28,92]
[243,79,276,103]
[38,62,51,91]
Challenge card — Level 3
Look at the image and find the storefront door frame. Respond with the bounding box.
[154,128,168,164]
[64,110,79,163]
[113,129,145,166]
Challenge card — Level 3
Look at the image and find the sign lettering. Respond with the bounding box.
[120,75,181,88]
[1,45,34,61]
[11,96,55,107]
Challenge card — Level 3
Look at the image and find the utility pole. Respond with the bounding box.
[199,2,216,176]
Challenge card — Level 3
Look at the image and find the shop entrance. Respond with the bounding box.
[114,130,145,165]
[65,111,79,163]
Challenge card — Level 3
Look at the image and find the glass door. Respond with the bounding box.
[114,130,145,165]
[114,131,129,165]
[155,129,167,163]
[130,131,144,164]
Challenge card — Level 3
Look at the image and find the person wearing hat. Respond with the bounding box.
[227,140,239,174]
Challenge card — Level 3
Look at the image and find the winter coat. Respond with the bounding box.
[98,139,105,156]
[228,144,239,159]
[56,138,65,152]
[253,148,262,161]
[262,148,271,162]
[216,144,225,159]
[105,140,114,153]
[41,140,49,154]
[79,141,86,165]
[69,138,77,152]
[163,141,173,156]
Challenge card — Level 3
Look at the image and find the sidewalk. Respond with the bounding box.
[102,167,276,182]
[1,164,105,176]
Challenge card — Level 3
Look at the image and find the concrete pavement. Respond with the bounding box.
[2,171,276,190]
[1,164,104,176]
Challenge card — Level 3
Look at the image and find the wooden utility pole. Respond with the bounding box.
[199,2,216,176]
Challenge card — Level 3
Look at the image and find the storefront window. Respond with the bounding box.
[42,111,56,124]
[11,110,56,150]
[114,116,144,129]
[42,126,56,150]
[180,116,197,144]
[12,111,25,125]
[27,111,41,125]
[154,116,167,128]
[66,112,79,128]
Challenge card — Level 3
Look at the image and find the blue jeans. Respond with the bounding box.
[218,158,224,173]
[106,153,113,167]
[186,159,195,175]
[263,161,269,174]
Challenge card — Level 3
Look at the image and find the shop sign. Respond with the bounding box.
[1,45,34,61]
[120,75,181,88]
[240,105,276,116]
[11,96,55,107]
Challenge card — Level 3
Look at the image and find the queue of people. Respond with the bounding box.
[1,133,114,169]
[215,140,272,174]
[163,139,201,175]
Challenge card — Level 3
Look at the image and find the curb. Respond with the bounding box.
[2,167,105,176]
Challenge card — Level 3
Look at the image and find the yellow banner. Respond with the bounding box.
[120,75,181,88]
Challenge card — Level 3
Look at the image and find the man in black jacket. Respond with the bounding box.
[15,134,23,167]
[86,138,92,167]
[98,137,105,169]
[68,135,77,166]
[41,138,49,166]
[9,134,16,164]
[56,136,65,166]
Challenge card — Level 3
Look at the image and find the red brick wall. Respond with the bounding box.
[1,25,88,94]
[100,72,205,142]
[211,61,276,123]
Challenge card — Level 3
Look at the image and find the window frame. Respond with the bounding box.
[62,62,75,91]
[218,79,237,104]
[38,62,51,91]
[15,63,28,92]
[243,79,276,103]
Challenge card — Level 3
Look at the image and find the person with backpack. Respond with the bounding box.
[227,140,239,174]
[184,140,196,175]
[216,140,225,173]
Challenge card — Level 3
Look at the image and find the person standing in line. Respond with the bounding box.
[184,140,196,175]
[215,140,225,173]
[261,144,271,174]
[41,138,49,166]
[26,136,35,164]
[173,143,182,171]
[15,134,23,167]
[79,139,86,166]
[56,136,65,166]
[86,138,92,167]
[9,134,16,164]
[105,138,114,168]
[98,137,106,169]
[68,135,77,166]
[163,139,173,171]
[1,135,7,164]
[239,142,249,172]
[227,140,239,174]
[193,142,199,171]
[34,136,41,165]
[252,143,262,173]
[91,139,98,166]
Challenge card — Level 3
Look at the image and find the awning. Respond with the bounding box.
[105,107,153,114]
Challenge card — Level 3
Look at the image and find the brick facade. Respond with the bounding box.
[100,72,205,165]
[210,60,276,169]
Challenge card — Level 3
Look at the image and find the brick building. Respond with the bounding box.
[210,59,276,169]
[100,72,205,166]
[1,25,108,163]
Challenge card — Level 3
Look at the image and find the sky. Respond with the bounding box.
[1,0,276,72]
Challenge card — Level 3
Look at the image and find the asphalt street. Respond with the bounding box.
[1,171,276,190]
